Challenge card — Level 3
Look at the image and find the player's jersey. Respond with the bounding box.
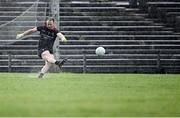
[37,26,59,52]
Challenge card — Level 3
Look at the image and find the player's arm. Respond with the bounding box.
[57,32,67,42]
[16,27,37,39]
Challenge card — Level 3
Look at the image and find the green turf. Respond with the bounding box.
[0,73,180,117]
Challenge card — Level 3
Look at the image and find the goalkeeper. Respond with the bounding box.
[16,17,67,78]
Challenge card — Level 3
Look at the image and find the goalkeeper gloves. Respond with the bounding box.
[16,33,24,39]
[61,37,67,42]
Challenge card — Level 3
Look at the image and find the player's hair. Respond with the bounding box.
[44,17,55,26]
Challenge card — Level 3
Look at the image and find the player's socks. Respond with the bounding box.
[55,58,68,69]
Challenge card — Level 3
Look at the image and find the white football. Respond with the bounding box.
[95,46,106,56]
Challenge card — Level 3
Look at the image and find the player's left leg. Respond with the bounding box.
[38,60,52,78]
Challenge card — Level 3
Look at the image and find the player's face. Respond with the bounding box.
[46,20,55,30]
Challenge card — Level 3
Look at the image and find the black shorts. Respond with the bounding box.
[38,48,53,58]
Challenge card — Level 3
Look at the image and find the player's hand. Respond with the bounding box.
[61,38,67,42]
[16,33,24,39]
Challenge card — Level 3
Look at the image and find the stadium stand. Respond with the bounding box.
[57,0,180,73]
[0,0,180,73]
[140,0,180,32]
[0,0,48,72]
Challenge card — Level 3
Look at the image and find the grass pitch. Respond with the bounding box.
[0,73,180,117]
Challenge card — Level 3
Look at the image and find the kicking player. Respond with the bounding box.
[16,17,67,78]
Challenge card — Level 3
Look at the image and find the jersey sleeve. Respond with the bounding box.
[37,26,44,32]
[55,29,59,36]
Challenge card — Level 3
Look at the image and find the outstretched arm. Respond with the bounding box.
[57,32,67,42]
[16,27,37,39]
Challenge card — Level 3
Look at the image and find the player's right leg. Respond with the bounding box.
[41,50,68,69]
[41,50,56,63]
[55,57,68,69]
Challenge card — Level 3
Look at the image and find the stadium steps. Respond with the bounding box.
[141,1,180,32]
[0,11,46,16]
[60,26,168,31]
[0,53,179,73]
[1,0,180,73]
[0,1,47,25]
[62,31,174,35]
[155,8,180,28]
[0,0,48,37]
[65,35,180,40]
[56,0,180,73]
[0,0,48,72]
